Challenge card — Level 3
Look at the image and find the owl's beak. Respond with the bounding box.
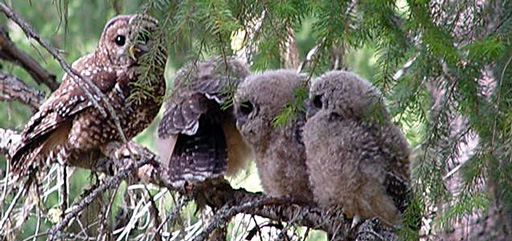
[304,99,318,119]
[235,118,246,130]
[128,43,149,60]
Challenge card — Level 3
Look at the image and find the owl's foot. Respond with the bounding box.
[114,141,144,160]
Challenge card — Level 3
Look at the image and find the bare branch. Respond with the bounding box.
[0,128,397,240]
[0,27,58,90]
[0,71,44,109]
[0,2,128,143]
[47,150,158,241]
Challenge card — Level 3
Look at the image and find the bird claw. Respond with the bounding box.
[351,214,362,229]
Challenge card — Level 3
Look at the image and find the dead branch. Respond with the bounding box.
[0,2,128,143]
[47,150,158,241]
[0,71,44,109]
[0,27,58,90]
[0,126,395,240]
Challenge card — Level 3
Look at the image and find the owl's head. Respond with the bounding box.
[307,70,389,124]
[234,70,305,147]
[97,14,158,66]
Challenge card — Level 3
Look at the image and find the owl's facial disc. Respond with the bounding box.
[99,14,158,66]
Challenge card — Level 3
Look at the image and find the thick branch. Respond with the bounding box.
[0,71,44,109]
[0,27,58,90]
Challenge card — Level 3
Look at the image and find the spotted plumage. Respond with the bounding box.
[9,14,166,177]
[157,57,252,188]
[233,70,313,203]
[303,70,411,225]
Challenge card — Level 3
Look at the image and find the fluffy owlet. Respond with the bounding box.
[303,70,411,225]
[157,57,252,188]
[9,14,166,177]
[234,70,313,202]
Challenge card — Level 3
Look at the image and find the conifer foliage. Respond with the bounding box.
[0,0,511,240]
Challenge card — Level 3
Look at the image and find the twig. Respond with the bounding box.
[0,2,128,143]
[0,173,33,232]
[47,153,155,241]
[0,27,58,90]
[0,71,44,110]
[0,128,390,240]
[151,196,190,240]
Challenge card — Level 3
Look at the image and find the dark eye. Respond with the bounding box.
[240,101,254,115]
[115,35,126,46]
[313,95,323,108]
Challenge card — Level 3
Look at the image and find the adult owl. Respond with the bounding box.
[303,70,411,226]
[234,70,313,203]
[157,57,252,188]
[9,14,166,177]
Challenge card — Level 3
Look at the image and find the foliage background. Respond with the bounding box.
[0,0,510,240]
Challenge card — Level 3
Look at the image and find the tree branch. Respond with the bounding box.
[0,27,58,91]
[0,71,44,109]
[0,126,395,241]
[47,151,158,241]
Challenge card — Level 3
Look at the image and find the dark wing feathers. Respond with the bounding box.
[158,94,209,137]
[168,115,227,187]
[158,57,250,186]
[158,57,249,137]
[383,171,410,213]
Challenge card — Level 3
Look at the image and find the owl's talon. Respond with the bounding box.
[114,142,143,160]
[351,214,362,229]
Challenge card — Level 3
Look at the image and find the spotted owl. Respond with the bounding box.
[303,70,411,225]
[9,14,166,177]
[234,70,313,203]
[157,57,252,188]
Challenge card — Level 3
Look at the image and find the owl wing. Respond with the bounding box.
[158,58,249,187]
[383,171,410,213]
[157,93,209,137]
[167,115,227,187]
[157,58,244,137]
[10,57,119,175]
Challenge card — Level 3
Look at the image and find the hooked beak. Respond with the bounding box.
[304,99,319,120]
[236,118,246,130]
[128,42,149,61]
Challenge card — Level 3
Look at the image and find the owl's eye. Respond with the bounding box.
[313,95,323,108]
[240,101,254,116]
[115,35,126,46]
